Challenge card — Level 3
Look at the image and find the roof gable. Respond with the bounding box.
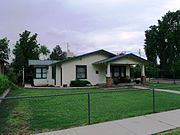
[55,49,115,64]
[93,53,148,64]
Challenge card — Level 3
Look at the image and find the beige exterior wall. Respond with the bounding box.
[47,66,55,86]
[34,79,48,86]
[60,54,109,86]
[56,64,61,86]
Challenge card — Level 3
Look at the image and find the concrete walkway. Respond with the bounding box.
[36,109,180,135]
[155,88,180,94]
[133,86,180,94]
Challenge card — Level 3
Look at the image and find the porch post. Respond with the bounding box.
[106,63,112,87]
[141,64,146,85]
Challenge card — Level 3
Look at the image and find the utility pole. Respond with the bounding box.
[139,49,141,57]
[67,42,69,51]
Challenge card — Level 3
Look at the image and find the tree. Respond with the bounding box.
[13,30,40,75]
[144,10,180,78]
[39,45,50,60]
[0,37,10,60]
[50,45,66,60]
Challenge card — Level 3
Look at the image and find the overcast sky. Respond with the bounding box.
[0,0,180,57]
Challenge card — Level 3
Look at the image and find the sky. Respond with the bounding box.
[0,0,180,58]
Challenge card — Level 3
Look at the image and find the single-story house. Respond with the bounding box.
[0,59,8,74]
[28,49,148,87]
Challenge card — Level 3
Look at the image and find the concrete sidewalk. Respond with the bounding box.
[133,86,180,94]
[36,109,180,135]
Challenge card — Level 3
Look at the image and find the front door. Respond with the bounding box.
[111,66,126,83]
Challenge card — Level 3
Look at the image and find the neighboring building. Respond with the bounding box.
[28,49,148,87]
[0,59,8,74]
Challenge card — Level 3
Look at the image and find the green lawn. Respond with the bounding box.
[148,82,180,91]
[0,87,180,134]
[156,128,180,135]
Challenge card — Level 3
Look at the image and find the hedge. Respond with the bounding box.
[70,80,91,87]
[0,74,16,95]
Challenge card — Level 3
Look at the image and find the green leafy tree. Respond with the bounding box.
[0,37,10,60]
[144,10,180,78]
[39,45,50,59]
[50,45,66,60]
[13,30,40,75]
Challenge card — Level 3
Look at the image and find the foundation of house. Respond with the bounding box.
[141,76,146,85]
[106,77,113,87]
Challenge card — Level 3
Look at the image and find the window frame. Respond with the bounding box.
[76,65,87,79]
[34,67,48,79]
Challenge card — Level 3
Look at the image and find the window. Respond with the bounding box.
[76,65,87,79]
[96,70,99,74]
[35,67,48,79]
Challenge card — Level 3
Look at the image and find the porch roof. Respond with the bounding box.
[93,53,148,65]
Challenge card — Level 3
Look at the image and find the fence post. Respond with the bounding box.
[88,93,91,125]
[153,88,155,113]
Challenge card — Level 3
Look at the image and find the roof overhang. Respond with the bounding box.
[93,53,149,65]
[54,49,116,65]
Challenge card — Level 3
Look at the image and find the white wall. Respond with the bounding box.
[34,79,48,86]
[60,54,109,86]
[56,64,61,86]
[47,66,55,86]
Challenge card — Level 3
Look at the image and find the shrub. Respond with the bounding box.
[134,80,140,84]
[70,80,91,87]
[4,65,17,83]
[0,74,16,95]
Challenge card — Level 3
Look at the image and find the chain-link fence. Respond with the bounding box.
[0,88,180,134]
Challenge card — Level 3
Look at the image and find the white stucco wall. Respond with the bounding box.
[60,54,109,86]
[47,66,55,86]
[56,64,61,86]
[34,79,48,86]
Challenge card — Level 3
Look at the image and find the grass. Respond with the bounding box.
[0,87,180,134]
[156,128,180,135]
[148,82,180,91]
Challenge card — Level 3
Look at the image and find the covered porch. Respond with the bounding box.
[106,63,146,87]
[93,53,147,87]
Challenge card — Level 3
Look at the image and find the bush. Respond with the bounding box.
[4,65,17,83]
[70,80,91,87]
[134,80,140,84]
[0,74,16,95]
